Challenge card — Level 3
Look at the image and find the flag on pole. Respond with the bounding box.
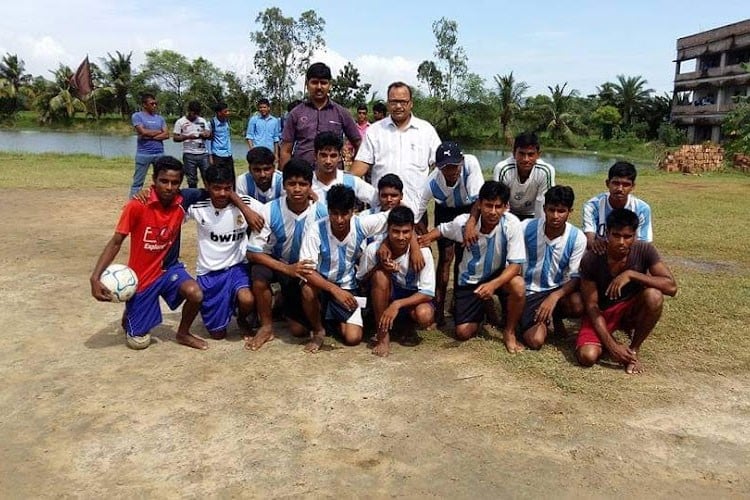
[69,56,93,99]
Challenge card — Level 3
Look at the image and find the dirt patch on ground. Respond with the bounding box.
[0,188,748,497]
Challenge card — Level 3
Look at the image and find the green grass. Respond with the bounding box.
[2,152,749,399]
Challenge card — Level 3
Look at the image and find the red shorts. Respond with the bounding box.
[576,297,636,349]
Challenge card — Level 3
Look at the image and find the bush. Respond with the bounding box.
[657,123,687,147]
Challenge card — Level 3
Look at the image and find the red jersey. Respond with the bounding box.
[115,189,185,291]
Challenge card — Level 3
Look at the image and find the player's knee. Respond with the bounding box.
[342,328,363,346]
[413,304,434,328]
[455,323,476,341]
[576,345,601,367]
[642,288,664,311]
[182,281,203,303]
[238,289,254,308]
[524,329,546,350]
[565,292,584,318]
[288,321,308,337]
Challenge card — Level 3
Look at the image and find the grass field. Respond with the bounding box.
[2,151,748,399]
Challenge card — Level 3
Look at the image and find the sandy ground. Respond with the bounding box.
[0,188,748,498]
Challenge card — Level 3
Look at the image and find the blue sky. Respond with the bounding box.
[2,1,747,99]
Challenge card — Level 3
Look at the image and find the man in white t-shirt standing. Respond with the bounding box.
[173,100,211,188]
[350,81,441,217]
[492,132,555,220]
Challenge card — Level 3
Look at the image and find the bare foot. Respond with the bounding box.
[210,330,227,340]
[176,331,208,350]
[372,335,391,357]
[304,330,326,353]
[503,331,524,354]
[625,354,643,374]
[246,326,274,351]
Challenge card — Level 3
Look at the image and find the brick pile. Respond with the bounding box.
[733,153,750,173]
[658,144,724,173]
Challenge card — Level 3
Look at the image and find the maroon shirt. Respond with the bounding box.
[579,241,662,310]
[281,99,360,164]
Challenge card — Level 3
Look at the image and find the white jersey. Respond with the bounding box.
[186,194,263,275]
[492,157,555,218]
[582,193,653,242]
[247,197,327,263]
[236,170,284,203]
[439,213,526,286]
[520,218,587,294]
[173,116,210,155]
[312,170,376,214]
[414,153,484,222]
[354,114,441,209]
[300,212,388,290]
[357,243,436,297]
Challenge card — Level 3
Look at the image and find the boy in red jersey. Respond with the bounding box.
[90,156,206,350]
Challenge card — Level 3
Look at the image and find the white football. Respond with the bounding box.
[100,264,138,303]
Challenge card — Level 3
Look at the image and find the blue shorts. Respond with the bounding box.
[124,263,193,336]
[197,263,251,333]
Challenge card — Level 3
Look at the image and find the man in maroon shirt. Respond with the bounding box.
[279,62,361,169]
[576,208,677,374]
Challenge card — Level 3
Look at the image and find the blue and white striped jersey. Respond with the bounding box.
[413,153,484,222]
[247,197,327,263]
[299,212,388,290]
[357,243,436,297]
[439,213,526,286]
[520,218,587,294]
[581,193,653,242]
[312,170,376,216]
[236,170,284,203]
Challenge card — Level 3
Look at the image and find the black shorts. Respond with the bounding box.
[453,284,503,326]
[435,204,473,249]
[519,288,560,332]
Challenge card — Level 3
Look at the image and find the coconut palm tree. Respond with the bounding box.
[0,53,31,93]
[494,71,529,147]
[611,75,653,127]
[545,83,578,146]
[102,51,133,117]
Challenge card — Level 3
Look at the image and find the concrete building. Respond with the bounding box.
[672,19,750,143]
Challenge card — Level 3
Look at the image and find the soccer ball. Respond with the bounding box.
[100,264,138,303]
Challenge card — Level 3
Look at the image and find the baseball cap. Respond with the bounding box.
[435,141,464,169]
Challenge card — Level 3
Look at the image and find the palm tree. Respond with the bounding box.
[611,75,653,127]
[545,83,579,146]
[102,51,133,117]
[33,65,85,123]
[0,53,31,93]
[494,71,529,147]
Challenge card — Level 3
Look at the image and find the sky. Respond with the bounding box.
[1,1,748,100]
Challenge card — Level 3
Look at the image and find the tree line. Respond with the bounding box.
[4,7,747,152]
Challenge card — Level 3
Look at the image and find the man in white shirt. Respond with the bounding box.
[350,81,441,215]
[173,100,212,188]
[492,132,555,220]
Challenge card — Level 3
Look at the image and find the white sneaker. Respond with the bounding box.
[126,333,151,350]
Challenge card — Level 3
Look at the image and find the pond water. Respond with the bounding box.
[0,130,621,176]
